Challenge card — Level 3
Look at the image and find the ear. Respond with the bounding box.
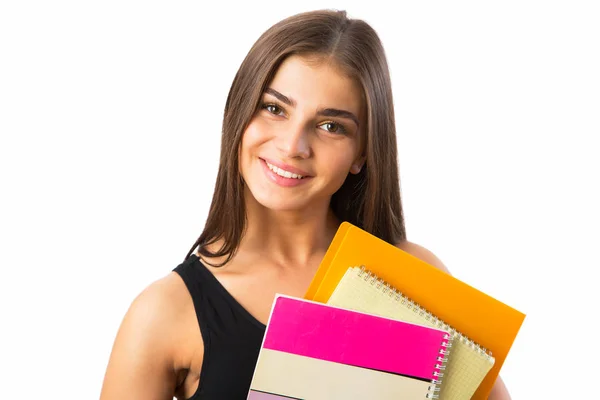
[350,155,366,174]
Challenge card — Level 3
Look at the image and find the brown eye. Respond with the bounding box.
[324,122,338,132]
[319,121,347,134]
[263,103,284,116]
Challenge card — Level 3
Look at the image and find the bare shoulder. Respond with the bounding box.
[118,272,194,349]
[136,271,197,327]
[100,272,199,400]
[395,240,452,275]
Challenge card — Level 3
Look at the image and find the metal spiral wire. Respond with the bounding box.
[355,265,494,362]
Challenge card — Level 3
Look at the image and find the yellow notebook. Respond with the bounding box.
[328,266,495,400]
[305,222,526,400]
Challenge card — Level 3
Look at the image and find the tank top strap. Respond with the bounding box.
[172,254,266,399]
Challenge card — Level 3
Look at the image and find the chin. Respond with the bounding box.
[249,189,312,212]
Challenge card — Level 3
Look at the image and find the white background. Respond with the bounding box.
[1,1,598,398]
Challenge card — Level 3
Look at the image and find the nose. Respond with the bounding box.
[275,120,311,159]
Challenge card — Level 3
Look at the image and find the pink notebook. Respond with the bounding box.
[248,295,451,400]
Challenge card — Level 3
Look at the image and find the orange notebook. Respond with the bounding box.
[305,222,526,400]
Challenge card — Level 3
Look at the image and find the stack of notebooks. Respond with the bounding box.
[249,295,451,400]
[249,222,526,400]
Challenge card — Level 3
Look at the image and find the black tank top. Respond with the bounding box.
[173,254,266,400]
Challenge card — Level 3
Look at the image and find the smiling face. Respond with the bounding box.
[239,54,366,213]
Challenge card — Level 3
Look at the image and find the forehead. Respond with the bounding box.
[267,55,365,118]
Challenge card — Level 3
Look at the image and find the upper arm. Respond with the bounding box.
[396,240,512,399]
[99,275,183,400]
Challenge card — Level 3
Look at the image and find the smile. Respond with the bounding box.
[265,161,305,179]
[259,158,312,188]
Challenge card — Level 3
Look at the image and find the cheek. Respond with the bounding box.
[239,119,270,173]
[327,142,359,171]
[242,118,270,150]
[239,123,260,165]
[320,151,355,182]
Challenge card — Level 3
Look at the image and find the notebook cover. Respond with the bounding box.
[328,267,496,400]
[304,222,526,400]
[248,295,450,400]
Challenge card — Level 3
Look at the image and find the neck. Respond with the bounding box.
[241,189,341,267]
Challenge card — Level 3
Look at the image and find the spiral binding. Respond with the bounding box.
[355,265,494,361]
[424,332,451,399]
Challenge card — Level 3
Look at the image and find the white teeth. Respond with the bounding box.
[265,161,304,179]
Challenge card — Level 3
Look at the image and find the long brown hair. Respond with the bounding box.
[185,9,406,266]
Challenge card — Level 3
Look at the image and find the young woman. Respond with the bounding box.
[100,9,512,400]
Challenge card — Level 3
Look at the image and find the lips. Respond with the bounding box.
[259,158,312,187]
[260,157,312,177]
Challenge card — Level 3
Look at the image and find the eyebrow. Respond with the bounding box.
[264,87,360,128]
